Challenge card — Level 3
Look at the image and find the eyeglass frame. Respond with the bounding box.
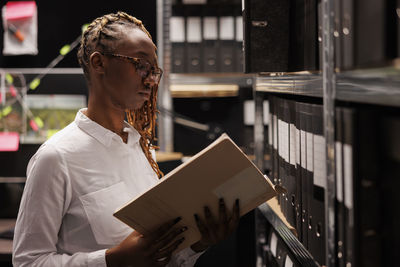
[101,52,163,84]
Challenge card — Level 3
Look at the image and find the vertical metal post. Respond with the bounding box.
[157,0,174,152]
[322,0,336,266]
[254,77,265,171]
[253,76,267,267]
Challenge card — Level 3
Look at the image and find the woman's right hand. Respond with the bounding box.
[106,217,187,267]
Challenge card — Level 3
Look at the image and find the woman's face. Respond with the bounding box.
[101,28,158,111]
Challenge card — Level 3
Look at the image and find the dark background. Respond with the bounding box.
[0,0,157,68]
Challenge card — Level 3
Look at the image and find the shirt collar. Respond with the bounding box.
[75,108,141,147]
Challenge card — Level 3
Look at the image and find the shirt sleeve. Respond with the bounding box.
[12,144,107,267]
[167,247,206,267]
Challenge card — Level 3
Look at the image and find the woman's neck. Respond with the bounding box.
[85,93,128,143]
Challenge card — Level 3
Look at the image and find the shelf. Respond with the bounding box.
[336,64,400,107]
[170,84,239,98]
[0,219,15,260]
[258,202,320,267]
[254,64,400,107]
[0,177,26,183]
[0,68,83,74]
[254,73,323,98]
[169,73,254,88]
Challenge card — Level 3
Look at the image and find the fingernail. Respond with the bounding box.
[194,214,199,221]
[174,217,182,224]
[181,226,188,232]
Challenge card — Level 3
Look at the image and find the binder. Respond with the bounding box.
[289,0,305,71]
[334,0,342,70]
[398,0,400,57]
[235,15,244,72]
[285,99,297,228]
[243,0,290,72]
[268,96,275,182]
[335,108,345,267]
[202,16,219,73]
[294,102,303,242]
[309,104,325,265]
[357,109,382,267]
[273,97,280,189]
[170,15,186,73]
[304,0,318,70]
[341,107,355,267]
[354,0,386,67]
[305,103,314,251]
[298,102,309,248]
[341,0,354,69]
[275,238,288,267]
[317,0,323,70]
[277,97,286,211]
[218,16,235,72]
[282,98,291,223]
[186,16,203,73]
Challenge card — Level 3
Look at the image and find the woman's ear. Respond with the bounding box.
[89,51,106,75]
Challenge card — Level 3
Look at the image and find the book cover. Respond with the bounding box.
[113,133,277,251]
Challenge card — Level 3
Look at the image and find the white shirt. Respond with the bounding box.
[13,109,203,267]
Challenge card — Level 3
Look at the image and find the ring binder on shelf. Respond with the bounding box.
[186,16,202,73]
[170,15,186,73]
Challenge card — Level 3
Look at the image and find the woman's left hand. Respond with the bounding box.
[190,198,240,252]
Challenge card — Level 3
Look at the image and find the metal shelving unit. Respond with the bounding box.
[253,1,400,267]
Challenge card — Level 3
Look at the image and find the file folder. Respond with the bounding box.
[235,15,244,72]
[277,98,286,210]
[218,16,235,72]
[354,0,386,67]
[202,16,219,73]
[289,0,305,71]
[186,16,203,73]
[304,0,318,70]
[317,0,323,70]
[298,102,309,248]
[357,109,382,267]
[273,97,280,189]
[333,0,342,70]
[295,102,303,242]
[305,103,314,252]
[341,0,354,69]
[309,104,326,265]
[342,107,355,267]
[335,108,345,267]
[285,99,296,228]
[398,0,400,57]
[268,97,275,180]
[170,16,186,73]
[243,0,290,72]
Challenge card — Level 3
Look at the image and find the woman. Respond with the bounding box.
[13,12,239,267]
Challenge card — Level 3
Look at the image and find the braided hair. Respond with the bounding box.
[77,11,163,178]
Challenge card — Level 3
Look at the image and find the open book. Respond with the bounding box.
[114,133,277,251]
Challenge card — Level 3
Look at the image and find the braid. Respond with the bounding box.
[77,11,163,178]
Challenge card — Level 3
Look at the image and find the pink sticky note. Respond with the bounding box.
[9,85,17,97]
[29,119,38,132]
[0,132,20,151]
[5,1,36,21]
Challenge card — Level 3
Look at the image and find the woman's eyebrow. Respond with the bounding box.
[136,51,157,65]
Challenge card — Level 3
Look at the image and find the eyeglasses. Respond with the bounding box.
[103,53,163,84]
